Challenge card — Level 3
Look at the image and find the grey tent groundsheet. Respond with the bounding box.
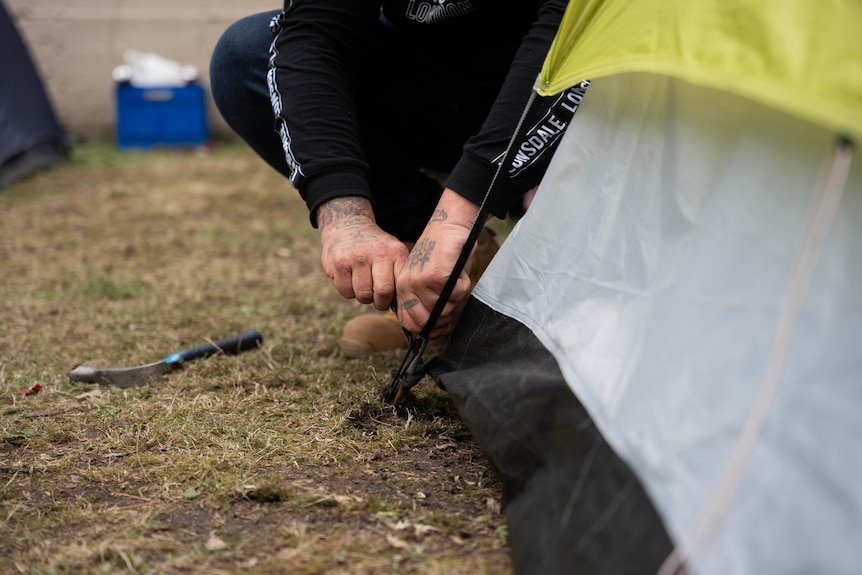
[433,299,673,574]
[0,0,65,189]
[433,72,861,574]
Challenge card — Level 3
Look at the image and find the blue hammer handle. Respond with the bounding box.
[165,329,263,364]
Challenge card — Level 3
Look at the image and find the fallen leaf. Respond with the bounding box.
[386,535,410,549]
[205,532,227,551]
[413,523,442,536]
[18,384,43,397]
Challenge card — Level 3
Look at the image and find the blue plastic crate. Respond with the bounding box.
[115,83,209,149]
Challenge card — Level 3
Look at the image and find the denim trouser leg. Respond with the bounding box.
[210,11,289,178]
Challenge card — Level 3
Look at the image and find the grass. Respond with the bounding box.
[0,140,511,574]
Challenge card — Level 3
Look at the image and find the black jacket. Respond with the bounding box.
[269,0,584,223]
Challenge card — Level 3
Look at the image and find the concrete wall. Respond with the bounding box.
[5,0,279,139]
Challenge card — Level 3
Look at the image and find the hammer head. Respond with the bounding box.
[68,360,174,388]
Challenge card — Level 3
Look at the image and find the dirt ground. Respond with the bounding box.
[0,142,513,574]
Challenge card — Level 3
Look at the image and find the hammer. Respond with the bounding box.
[68,329,263,387]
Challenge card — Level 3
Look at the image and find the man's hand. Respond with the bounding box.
[317,196,408,311]
[396,189,480,338]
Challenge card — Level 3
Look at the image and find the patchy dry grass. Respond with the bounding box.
[0,141,511,574]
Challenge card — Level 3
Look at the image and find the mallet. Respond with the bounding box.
[68,329,263,387]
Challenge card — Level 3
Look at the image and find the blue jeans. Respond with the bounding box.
[211,11,288,177]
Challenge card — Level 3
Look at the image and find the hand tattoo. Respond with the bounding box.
[407,238,435,272]
[401,298,420,311]
[316,197,372,230]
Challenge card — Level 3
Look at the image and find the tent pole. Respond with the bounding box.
[387,90,540,405]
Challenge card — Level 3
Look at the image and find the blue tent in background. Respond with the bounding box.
[0,0,66,189]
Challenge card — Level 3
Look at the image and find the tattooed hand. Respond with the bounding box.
[396,189,480,338]
[316,196,408,310]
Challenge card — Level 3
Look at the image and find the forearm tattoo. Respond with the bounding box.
[430,208,448,223]
[316,197,372,230]
[407,238,435,272]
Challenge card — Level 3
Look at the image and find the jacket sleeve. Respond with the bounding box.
[445,0,585,218]
[268,1,381,225]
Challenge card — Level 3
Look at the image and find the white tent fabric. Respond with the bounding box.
[473,72,862,574]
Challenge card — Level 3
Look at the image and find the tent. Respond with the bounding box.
[429,1,862,573]
[0,0,66,189]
